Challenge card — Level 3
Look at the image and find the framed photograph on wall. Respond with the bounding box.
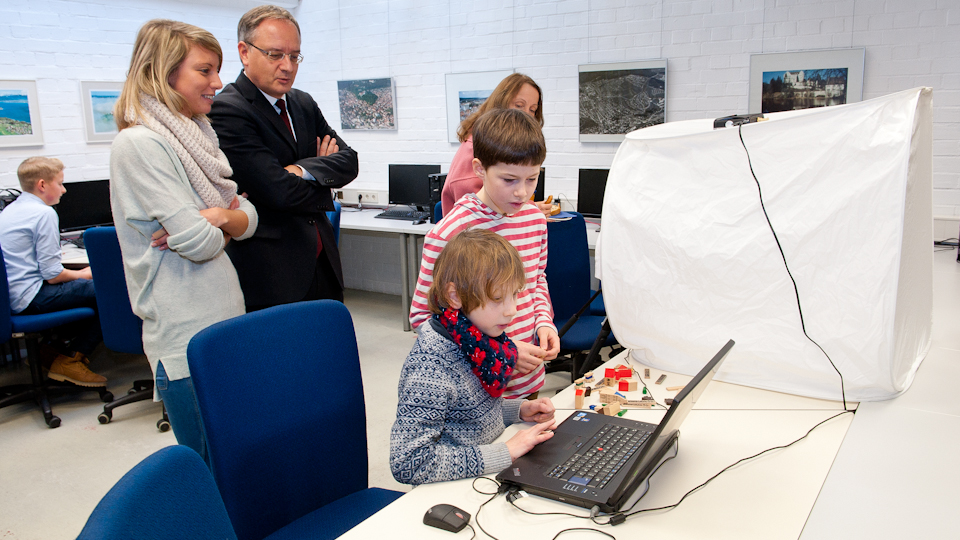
[749,48,865,114]
[80,81,122,143]
[337,78,397,130]
[0,80,43,147]
[445,70,513,143]
[579,60,666,142]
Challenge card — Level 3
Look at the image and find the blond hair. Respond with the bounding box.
[457,73,543,142]
[17,156,64,192]
[114,19,223,130]
[238,5,300,44]
[428,228,526,314]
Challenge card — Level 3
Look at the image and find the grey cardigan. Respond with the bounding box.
[109,125,258,383]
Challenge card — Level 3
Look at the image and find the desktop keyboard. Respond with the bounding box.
[375,209,431,221]
[545,424,650,489]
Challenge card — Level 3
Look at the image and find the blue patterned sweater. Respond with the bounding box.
[390,319,522,485]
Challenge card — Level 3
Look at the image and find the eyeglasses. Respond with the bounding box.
[246,42,303,64]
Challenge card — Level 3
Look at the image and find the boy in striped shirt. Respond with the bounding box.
[410,108,559,398]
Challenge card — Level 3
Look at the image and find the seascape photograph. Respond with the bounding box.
[0,89,34,136]
[89,90,119,133]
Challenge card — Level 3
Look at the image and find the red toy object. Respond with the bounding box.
[618,380,638,392]
[617,367,631,379]
[604,368,616,378]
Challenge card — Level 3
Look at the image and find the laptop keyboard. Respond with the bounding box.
[545,424,650,490]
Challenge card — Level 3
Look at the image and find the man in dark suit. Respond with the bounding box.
[210,5,354,309]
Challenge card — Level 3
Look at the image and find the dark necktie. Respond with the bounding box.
[276,98,294,137]
[279,98,322,257]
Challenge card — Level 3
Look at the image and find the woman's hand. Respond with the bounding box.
[520,397,555,424]
[199,207,229,229]
[151,227,170,250]
[505,420,556,461]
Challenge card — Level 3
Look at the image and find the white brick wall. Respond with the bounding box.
[0,0,957,281]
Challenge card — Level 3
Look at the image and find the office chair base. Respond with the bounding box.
[97,379,170,432]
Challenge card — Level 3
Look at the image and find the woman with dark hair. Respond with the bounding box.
[110,19,258,462]
[441,73,548,216]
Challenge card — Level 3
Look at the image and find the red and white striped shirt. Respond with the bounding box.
[410,194,556,398]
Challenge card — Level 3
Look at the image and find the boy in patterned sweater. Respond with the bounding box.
[409,108,559,398]
[391,228,556,485]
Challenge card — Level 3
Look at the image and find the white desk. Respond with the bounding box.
[339,208,434,331]
[340,404,853,540]
[551,351,853,412]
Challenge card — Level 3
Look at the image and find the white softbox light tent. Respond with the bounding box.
[599,87,933,402]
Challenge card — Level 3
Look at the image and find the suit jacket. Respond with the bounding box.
[210,71,357,307]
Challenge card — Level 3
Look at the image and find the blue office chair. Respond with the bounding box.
[0,242,111,428]
[433,201,443,224]
[84,227,169,431]
[545,212,619,381]
[76,445,238,540]
[187,300,403,540]
[326,200,342,245]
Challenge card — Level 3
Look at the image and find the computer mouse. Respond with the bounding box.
[413,217,428,225]
[423,503,470,532]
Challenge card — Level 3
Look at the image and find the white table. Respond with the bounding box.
[339,208,434,330]
[339,403,853,540]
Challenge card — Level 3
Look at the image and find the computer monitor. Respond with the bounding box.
[577,169,609,218]
[535,168,545,202]
[55,179,113,232]
[388,164,441,211]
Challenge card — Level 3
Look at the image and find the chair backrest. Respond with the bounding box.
[83,227,143,354]
[0,243,14,343]
[326,200,342,245]
[76,445,238,540]
[433,201,443,223]
[545,212,592,322]
[187,300,369,540]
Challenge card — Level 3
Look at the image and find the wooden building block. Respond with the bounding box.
[666,385,685,392]
[623,400,654,408]
[574,388,584,409]
[604,368,616,379]
[616,368,632,379]
[618,380,638,392]
[603,402,621,416]
[644,368,650,379]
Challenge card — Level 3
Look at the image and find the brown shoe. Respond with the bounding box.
[48,352,107,387]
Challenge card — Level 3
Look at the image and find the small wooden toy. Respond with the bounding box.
[666,385,685,392]
[574,388,585,409]
[655,374,667,385]
[616,367,632,379]
[644,368,650,379]
[623,400,654,408]
[618,380,638,392]
[599,402,621,416]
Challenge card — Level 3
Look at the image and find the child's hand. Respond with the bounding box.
[512,340,547,374]
[505,420,556,461]
[537,327,560,361]
[520,398,555,424]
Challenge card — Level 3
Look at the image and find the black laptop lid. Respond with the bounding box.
[608,339,735,506]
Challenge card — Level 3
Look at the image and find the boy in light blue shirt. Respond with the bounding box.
[0,157,105,386]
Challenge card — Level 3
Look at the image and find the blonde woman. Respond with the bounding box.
[440,73,546,216]
[110,19,257,462]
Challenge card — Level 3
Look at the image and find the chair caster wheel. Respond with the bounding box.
[47,416,61,428]
[101,391,114,402]
[157,419,171,432]
[98,412,112,424]
[127,388,137,395]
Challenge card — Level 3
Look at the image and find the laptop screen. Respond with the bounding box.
[610,340,735,504]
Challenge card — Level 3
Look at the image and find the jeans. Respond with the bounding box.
[155,362,209,466]
[22,279,103,355]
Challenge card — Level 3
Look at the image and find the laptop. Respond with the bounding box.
[496,339,735,513]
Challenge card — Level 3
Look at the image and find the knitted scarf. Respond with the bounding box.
[434,307,517,398]
[132,93,237,209]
